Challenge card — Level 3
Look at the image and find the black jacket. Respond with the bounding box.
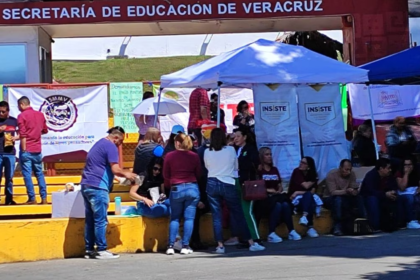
[353,135,377,166]
[235,144,260,184]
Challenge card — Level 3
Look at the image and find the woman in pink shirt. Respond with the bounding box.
[163,133,201,255]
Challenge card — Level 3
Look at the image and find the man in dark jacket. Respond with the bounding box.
[360,158,398,231]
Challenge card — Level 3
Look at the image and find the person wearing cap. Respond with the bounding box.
[188,88,210,147]
[163,124,185,158]
[81,126,137,260]
[133,127,164,175]
[210,93,225,125]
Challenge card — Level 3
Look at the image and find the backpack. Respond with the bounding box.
[353,218,373,235]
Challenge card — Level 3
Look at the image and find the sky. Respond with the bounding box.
[51,18,420,60]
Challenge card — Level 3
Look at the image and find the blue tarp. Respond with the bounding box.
[359,46,420,84]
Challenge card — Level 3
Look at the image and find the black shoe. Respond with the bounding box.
[84,250,96,259]
[6,200,17,205]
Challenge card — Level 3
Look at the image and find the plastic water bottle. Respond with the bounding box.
[115,197,122,215]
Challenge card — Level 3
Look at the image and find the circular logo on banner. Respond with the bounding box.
[39,95,78,132]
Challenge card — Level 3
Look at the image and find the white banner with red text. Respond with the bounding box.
[297,84,349,181]
[153,86,254,139]
[253,84,301,180]
[348,84,420,121]
[8,86,108,157]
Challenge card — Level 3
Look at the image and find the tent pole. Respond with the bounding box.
[367,85,379,160]
[216,82,222,128]
[154,88,162,128]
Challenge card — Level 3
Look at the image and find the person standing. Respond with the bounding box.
[205,128,265,253]
[188,88,210,146]
[164,133,201,255]
[0,101,18,205]
[210,93,225,125]
[17,96,48,204]
[385,116,417,171]
[81,126,137,260]
[134,91,159,142]
[233,100,255,132]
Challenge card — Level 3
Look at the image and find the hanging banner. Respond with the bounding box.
[298,84,348,181]
[348,84,420,121]
[110,82,143,133]
[8,86,108,157]
[253,84,301,180]
[155,87,254,139]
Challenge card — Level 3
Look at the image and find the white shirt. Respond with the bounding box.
[204,146,238,185]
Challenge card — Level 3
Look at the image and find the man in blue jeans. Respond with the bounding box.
[324,159,367,236]
[0,101,18,205]
[360,158,399,232]
[81,126,137,260]
[17,96,48,204]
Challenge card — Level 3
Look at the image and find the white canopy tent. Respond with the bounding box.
[159,39,371,179]
[160,39,369,127]
[161,39,369,89]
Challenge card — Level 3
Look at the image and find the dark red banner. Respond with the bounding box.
[0,0,357,25]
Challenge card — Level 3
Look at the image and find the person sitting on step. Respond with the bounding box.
[323,159,367,236]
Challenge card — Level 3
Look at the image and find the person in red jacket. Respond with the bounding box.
[17,96,49,204]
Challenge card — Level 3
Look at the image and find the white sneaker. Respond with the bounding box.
[288,230,302,241]
[214,247,225,254]
[224,238,239,246]
[173,239,183,251]
[299,216,308,226]
[95,250,120,260]
[166,246,175,255]
[307,228,319,238]
[249,242,265,252]
[267,232,283,243]
[407,220,420,229]
[180,246,193,255]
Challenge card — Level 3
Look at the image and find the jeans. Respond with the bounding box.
[398,194,416,223]
[0,154,16,203]
[20,151,47,201]
[295,191,315,227]
[269,200,294,233]
[81,186,109,251]
[206,178,251,242]
[168,183,200,246]
[323,195,367,226]
[364,196,399,230]
[137,199,171,218]
[255,195,294,233]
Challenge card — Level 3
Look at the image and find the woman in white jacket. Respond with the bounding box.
[204,128,265,254]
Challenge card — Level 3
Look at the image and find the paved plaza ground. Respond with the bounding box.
[1,230,420,280]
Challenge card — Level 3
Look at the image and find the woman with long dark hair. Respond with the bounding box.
[205,128,265,253]
[395,157,420,229]
[129,157,169,218]
[288,156,319,238]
